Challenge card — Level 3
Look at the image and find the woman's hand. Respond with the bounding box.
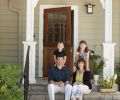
[73,82,83,85]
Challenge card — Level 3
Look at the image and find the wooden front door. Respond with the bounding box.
[43,7,73,77]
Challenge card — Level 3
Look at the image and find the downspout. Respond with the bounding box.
[8,0,22,65]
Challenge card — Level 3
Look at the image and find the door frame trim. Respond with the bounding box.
[39,5,78,77]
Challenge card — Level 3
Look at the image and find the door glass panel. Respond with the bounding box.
[48,33,53,43]
[48,28,53,32]
[54,33,60,42]
[48,12,66,44]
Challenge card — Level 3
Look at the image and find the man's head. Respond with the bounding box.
[56,55,64,68]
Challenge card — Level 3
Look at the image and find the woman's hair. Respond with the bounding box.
[77,40,89,53]
[76,58,86,70]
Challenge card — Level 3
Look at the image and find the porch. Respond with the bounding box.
[24,0,116,83]
[27,78,120,100]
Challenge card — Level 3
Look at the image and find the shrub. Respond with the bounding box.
[0,64,23,100]
[89,51,104,75]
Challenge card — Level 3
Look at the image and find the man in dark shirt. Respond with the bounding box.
[48,55,72,100]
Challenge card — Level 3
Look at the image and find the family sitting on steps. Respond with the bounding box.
[48,40,92,100]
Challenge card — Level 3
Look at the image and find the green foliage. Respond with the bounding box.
[90,52,104,75]
[115,63,120,77]
[0,64,23,100]
[100,80,112,89]
[100,74,117,89]
[115,63,120,91]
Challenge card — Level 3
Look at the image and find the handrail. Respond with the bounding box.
[19,46,30,100]
[24,46,30,100]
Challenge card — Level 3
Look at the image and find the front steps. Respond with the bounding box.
[27,78,120,100]
[29,91,120,100]
[29,92,64,100]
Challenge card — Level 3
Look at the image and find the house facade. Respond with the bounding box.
[0,0,120,83]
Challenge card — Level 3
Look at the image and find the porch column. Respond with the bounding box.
[23,0,38,83]
[103,0,116,78]
[23,42,36,83]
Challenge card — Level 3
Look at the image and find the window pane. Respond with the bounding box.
[47,11,67,44]
[48,33,53,43]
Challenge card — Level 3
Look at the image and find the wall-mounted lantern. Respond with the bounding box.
[85,4,95,14]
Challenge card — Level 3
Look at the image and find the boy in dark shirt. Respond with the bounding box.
[53,41,66,66]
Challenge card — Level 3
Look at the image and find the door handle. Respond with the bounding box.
[67,48,73,52]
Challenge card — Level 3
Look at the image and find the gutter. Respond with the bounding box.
[8,0,22,65]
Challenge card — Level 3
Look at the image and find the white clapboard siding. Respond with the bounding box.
[0,0,19,64]
[0,56,18,63]
[0,33,17,38]
[112,0,120,63]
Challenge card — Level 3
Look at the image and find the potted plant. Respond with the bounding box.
[115,63,120,91]
[89,51,104,85]
[0,64,23,100]
[99,74,117,93]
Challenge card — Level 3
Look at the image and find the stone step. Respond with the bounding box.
[24,78,120,100]
[27,78,119,92]
[83,92,120,100]
[28,91,65,100]
[28,81,98,92]
[28,83,118,93]
[29,84,48,92]
[28,91,120,100]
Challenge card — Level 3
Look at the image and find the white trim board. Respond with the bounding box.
[38,5,78,77]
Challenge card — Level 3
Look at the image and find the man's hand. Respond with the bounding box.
[49,80,65,87]
[57,81,65,87]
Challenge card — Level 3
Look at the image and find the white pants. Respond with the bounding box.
[48,84,72,100]
[71,85,91,100]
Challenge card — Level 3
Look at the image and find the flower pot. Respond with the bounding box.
[100,88,116,93]
[94,75,99,85]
